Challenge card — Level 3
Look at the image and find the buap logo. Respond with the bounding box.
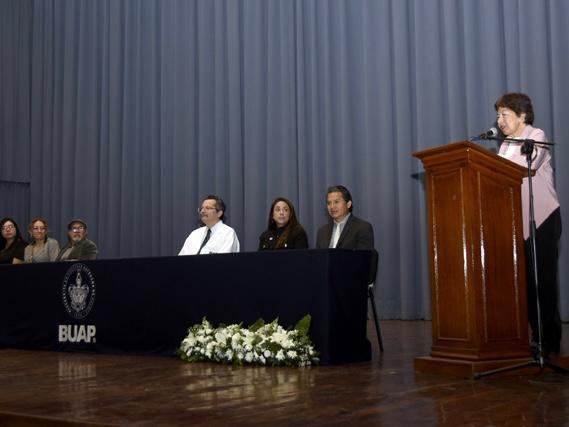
[62,263,96,319]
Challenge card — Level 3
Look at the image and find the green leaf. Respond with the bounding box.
[248,318,265,332]
[294,314,311,335]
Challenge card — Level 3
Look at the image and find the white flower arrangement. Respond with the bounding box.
[179,315,319,367]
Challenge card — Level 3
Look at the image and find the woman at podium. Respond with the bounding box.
[495,92,562,356]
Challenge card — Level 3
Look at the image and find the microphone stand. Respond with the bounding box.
[473,137,568,379]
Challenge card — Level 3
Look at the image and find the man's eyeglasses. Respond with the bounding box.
[197,206,217,214]
[71,226,86,232]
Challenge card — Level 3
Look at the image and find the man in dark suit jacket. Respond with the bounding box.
[315,185,374,250]
[56,219,99,261]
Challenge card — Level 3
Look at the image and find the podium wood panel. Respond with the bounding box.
[414,141,531,362]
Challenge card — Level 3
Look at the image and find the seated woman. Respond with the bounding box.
[258,197,309,250]
[24,218,60,263]
[0,218,27,264]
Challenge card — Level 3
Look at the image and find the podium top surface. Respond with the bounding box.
[413,140,528,178]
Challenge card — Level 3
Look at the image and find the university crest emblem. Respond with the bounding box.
[62,263,96,319]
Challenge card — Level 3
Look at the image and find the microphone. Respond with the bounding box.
[476,127,498,140]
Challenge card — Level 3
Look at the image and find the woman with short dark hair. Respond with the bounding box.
[495,92,562,356]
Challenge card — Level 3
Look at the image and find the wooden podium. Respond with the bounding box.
[413,140,533,377]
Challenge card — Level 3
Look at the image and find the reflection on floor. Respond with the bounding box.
[0,321,568,426]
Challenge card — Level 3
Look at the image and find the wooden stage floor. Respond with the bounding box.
[1,321,569,426]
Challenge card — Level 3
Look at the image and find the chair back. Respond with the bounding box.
[367,248,379,286]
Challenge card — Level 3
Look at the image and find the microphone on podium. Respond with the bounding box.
[472,126,499,141]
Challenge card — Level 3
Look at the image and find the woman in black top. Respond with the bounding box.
[0,218,26,264]
[258,197,309,250]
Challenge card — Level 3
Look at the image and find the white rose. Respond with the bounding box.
[215,331,228,343]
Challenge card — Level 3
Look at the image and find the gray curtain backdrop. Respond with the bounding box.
[2,0,569,320]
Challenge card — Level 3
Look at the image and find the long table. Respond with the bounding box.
[0,249,372,364]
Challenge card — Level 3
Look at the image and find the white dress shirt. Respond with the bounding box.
[329,214,350,248]
[178,220,240,255]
